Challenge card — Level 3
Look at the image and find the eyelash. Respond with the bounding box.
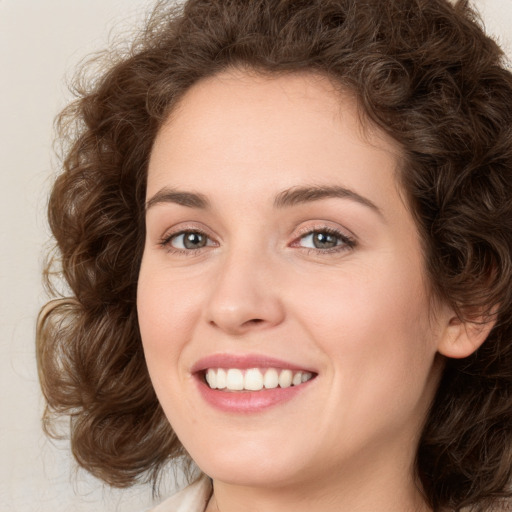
[291,226,356,254]
[159,226,356,255]
[159,229,215,255]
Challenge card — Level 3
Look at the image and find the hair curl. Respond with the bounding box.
[37,0,512,510]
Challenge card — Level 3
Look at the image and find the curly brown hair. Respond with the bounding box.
[37,0,512,510]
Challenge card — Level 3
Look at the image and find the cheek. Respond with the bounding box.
[290,258,437,396]
[293,255,430,338]
[302,274,437,447]
[137,262,203,379]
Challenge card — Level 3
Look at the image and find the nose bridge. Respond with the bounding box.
[205,239,284,334]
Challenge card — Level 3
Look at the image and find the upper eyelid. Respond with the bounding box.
[156,221,357,247]
[160,230,354,256]
[292,222,357,241]
[159,229,218,255]
[293,229,356,248]
[159,222,217,240]
[169,231,215,247]
[161,229,214,246]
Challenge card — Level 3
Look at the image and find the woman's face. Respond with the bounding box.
[138,70,449,491]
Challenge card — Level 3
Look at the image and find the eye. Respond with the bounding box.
[295,229,355,251]
[165,230,212,250]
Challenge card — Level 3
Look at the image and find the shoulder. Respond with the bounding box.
[147,475,212,512]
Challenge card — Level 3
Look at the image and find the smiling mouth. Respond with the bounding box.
[204,367,315,391]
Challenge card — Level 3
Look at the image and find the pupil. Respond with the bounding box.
[313,232,337,249]
[184,232,205,249]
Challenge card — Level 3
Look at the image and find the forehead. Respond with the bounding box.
[147,69,404,214]
[152,70,400,153]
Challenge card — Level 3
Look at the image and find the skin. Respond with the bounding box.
[138,69,469,512]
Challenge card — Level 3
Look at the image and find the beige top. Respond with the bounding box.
[149,476,212,512]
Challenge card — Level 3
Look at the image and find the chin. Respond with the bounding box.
[188,435,313,488]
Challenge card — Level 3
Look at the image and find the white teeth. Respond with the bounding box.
[263,368,279,389]
[216,368,227,389]
[244,368,264,391]
[226,369,244,390]
[205,368,217,389]
[278,369,293,388]
[205,367,314,391]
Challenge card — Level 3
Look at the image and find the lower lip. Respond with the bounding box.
[196,378,313,413]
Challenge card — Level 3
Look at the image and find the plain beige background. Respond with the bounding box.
[0,1,511,511]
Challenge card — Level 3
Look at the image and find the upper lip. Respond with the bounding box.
[191,353,317,374]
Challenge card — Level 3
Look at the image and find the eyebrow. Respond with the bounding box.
[145,184,382,218]
[145,187,210,211]
[274,185,383,217]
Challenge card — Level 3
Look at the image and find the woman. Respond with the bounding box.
[37,0,512,511]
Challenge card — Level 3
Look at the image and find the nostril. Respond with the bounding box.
[209,318,263,327]
[246,318,264,325]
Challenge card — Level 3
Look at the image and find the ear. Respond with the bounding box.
[437,309,497,359]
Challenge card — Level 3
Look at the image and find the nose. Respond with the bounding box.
[204,247,285,335]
